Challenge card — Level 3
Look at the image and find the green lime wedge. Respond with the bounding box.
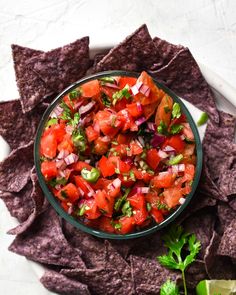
[196,280,236,295]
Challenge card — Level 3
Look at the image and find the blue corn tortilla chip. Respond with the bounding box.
[217,203,235,233]
[105,241,133,294]
[27,37,90,93]
[204,231,236,279]
[0,181,33,222]
[152,36,184,69]
[130,255,181,294]
[62,221,106,268]
[0,99,48,150]
[217,219,236,259]
[218,156,236,197]
[149,48,219,123]
[229,197,236,211]
[0,140,34,192]
[12,44,53,113]
[7,168,48,235]
[40,270,90,295]
[183,211,216,259]
[94,24,158,72]
[61,267,130,295]
[9,207,86,269]
[185,260,207,290]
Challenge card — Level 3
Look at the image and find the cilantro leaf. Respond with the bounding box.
[160,279,180,295]
[69,112,80,127]
[172,103,181,119]
[157,225,201,295]
[157,121,168,135]
[101,92,111,107]
[69,88,81,100]
[112,85,131,105]
[170,124,183,135]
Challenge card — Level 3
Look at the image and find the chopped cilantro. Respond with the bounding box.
[60,190,68,199]
[69,88,81,100]
[114,223,122,230]
[164,106,171,113]
[47,177,67,188]
[156,200,169,210]
[68,112,80,127]
[99,76,116,84]
[115,168,120,174]
[129,170,136,181]
[72,128,86,152]
[172,102,181,119]
[157,121,168,135]
[170,124,183,135]
[60,101,72,120]
[78,204,90,216]
[101,92,111,107]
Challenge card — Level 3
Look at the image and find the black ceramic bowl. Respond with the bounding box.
[34,70,203,240]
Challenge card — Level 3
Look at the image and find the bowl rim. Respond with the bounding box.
[34,70,203,240]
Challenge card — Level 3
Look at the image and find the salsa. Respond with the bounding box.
[40,71,196,234]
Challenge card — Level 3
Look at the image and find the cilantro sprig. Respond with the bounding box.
[157,225,201,295]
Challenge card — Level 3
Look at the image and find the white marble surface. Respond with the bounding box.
[0,0,236,294]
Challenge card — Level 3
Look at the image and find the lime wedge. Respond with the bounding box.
[196,280,236,295]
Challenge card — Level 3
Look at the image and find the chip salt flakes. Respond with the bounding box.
[40,270,90,295]
[0,140,34,192]
[9,208,86,269]
[27,37,90,93]
[12,45,53,113]
[94,24,158,72]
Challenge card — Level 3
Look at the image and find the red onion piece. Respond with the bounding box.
[136,102,142,112]
[112,178,121,188]
[66,125,74,135]
[79,101,96,115]
[136,81,143,90]
[158,150,168,159]
[131,85,139,96]
[93,122,100,133]
[51,105,63,118]
[57,149,69,159]
[64,153,79,165]
[68,205,73,215]
[87,191,95,197]
[101,136,111,143]
[147,122,156,131]
[78,188,85,197]
[163,145,176,152]
[137,136,145,147]
[58,170,66,178]
[74,99,84,110]
[139,84,150,97]
[84,159,91,164]
[150,134,165,147]
[180,134,185,140]
[103,83,120,89]
[56,159,67,170]
[137,187,150,194]
[135,116,146,126]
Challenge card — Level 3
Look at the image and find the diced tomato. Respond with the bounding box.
[117,109,137,131]
[110,144,128,157]
[58,183,80,203]
[114,98,128,112]
[146,149,161,170]
[163,135,185,153]
[118,159,131,173]
[130,141,143,155]
[118,77,137,89]
[84,198,101,219]
[40,132,57,158]
[94,137,109,155]
[152,172,176,188]
[182,144,196,165]
[94,190,114,217]
[92,178,111,191]
[48,123,66,144]
[132,167,143,179]
[127,103,143,118]
[163,187,183,208]
[128,193,146,209]
[57,134,74,153]
[118,216,135,234]
[63,94,74,111]
[73,161,92,172]
[145,191,159,207]
[74,175,91,196]
[151,208,164,223]
[182,164,195,182]
[41,161,57,180]
[98,156,116,177]
[116,133,133,144]
[95,110,121,137]
[118,174,135,187]
[61,201,70,212]
[155,94,173,127]
[136,71,164,105]
[97,216,115,233]
[85,126,99,142]
[81,80,100,97]
[182,123,194,141]
[133,207,148,225]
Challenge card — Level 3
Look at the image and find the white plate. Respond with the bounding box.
[0,52,235,294]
